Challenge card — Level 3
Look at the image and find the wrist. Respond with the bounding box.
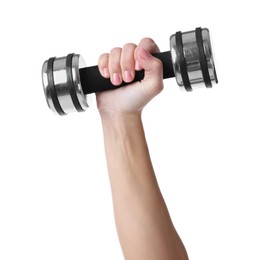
[99,111,142,125]
[99,111,144,143]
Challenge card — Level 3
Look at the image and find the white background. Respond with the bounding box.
[0,0,259,259]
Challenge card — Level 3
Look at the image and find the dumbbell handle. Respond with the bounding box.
[79,51,174,95]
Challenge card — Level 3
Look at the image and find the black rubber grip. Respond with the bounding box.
[79,51,175,95]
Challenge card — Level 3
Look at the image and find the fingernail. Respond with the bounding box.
[124,70,133,82]
[112,73,121,85]
[135,61,141,71]
[103,67,109,78]
[139,48,151,60]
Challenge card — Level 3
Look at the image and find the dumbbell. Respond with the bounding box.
[42,27,218,115]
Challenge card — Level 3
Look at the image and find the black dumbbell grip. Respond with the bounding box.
[79,51,174,95]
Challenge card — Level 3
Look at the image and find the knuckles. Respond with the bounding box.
[139,37,155,45]
[139,37,157,49]
[110,47,122,55]
[122,43,137,51]
[98,53,109,70]
[98,38,159,72]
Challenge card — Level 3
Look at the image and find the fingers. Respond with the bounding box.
[132,37,160,71]
[98,38,161,88]
[136,47,163,96]
[98,53,110,78]
[137,37,160,53]
[134,38,163,96]
[98,48,122,85]
[109,47,122,85]
[98,44,136,86]
[121,43,137,82]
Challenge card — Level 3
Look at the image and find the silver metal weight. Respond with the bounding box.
[170,28,217,90]
[42,54,89,115]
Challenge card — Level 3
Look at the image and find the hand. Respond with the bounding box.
[96,38,163,116]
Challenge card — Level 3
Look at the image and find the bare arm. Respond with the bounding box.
[97,39,188,260]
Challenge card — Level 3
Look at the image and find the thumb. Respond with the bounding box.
[136,47,164,96]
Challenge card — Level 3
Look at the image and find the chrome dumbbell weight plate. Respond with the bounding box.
[170,27,218,91]
[42,54,89,115]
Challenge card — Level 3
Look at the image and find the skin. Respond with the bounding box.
[97,38,189,260]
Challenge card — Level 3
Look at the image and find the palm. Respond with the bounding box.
[96,80,152,114]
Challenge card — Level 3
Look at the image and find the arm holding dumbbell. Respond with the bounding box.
[97,38,189,260]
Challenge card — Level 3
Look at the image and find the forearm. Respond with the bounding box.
[100,112,188,260]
